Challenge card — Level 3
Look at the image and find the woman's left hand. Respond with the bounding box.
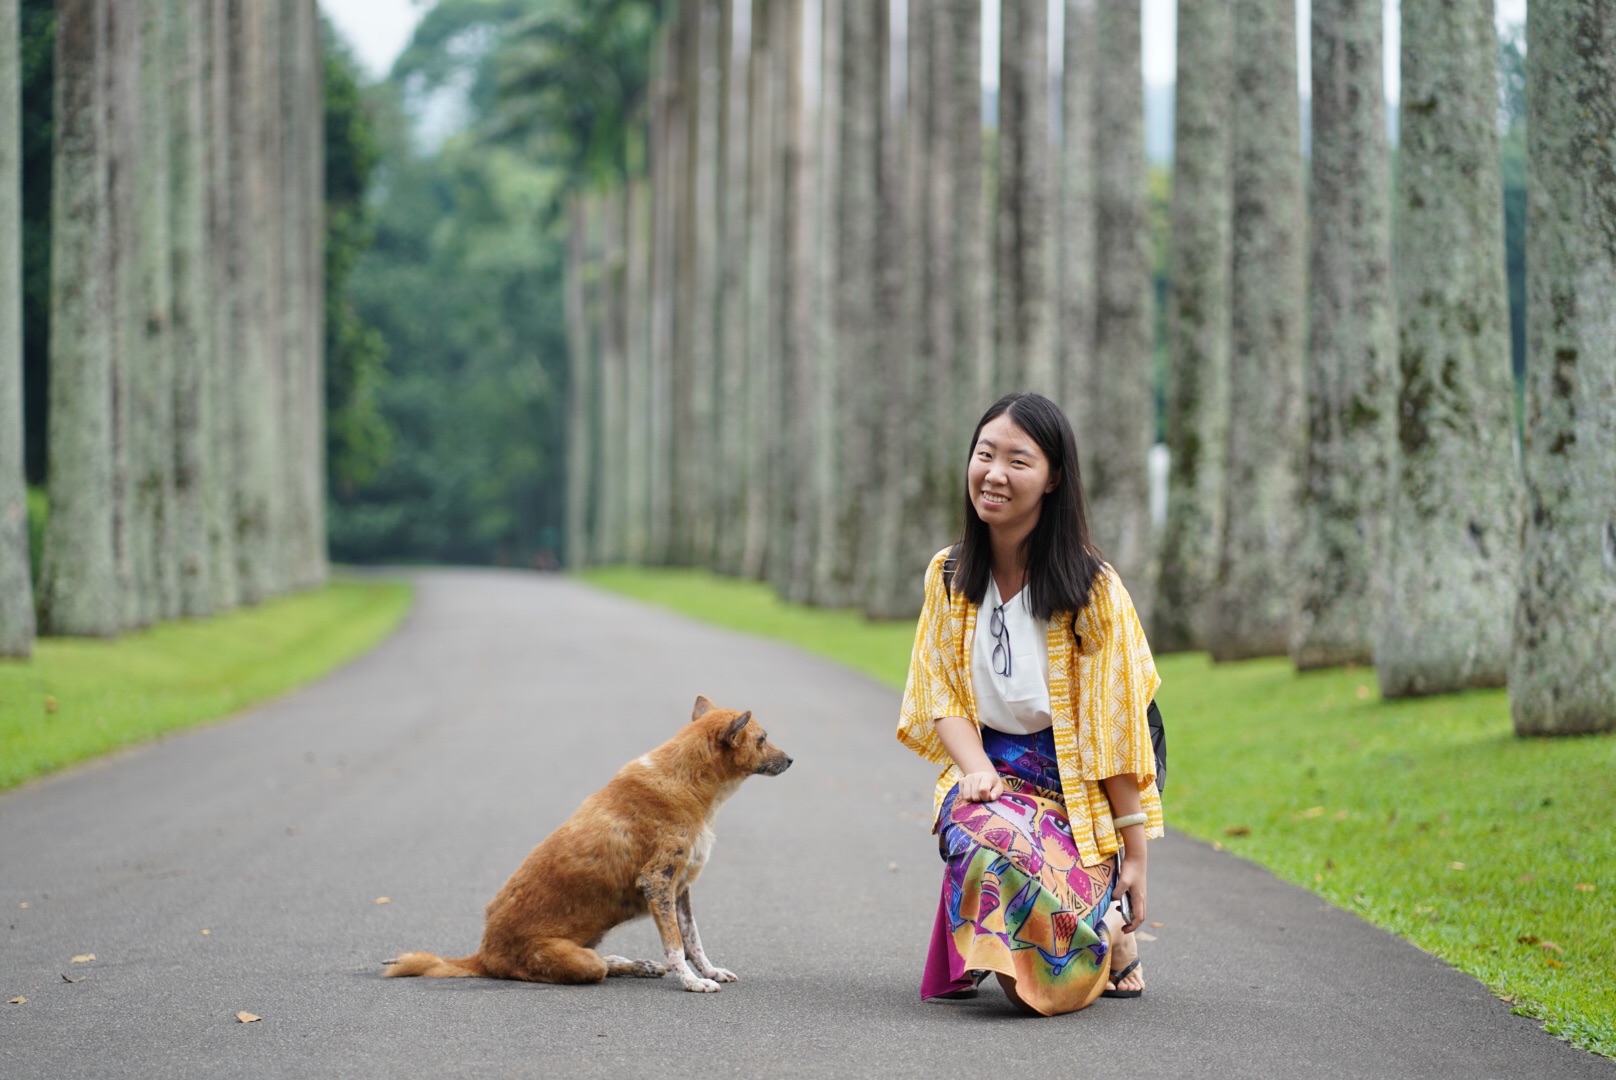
[1115,855,1146,934]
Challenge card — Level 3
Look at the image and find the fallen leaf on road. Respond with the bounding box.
[62,975,82,984]
[1149,922,1164,928]
[1574,883,1596,892]
[18,903,26,909]
[201,929,211,935]
[1136,932,1158,942]
[375,897,391,905]
[887,862,899,872]
[7,997,25,1005]
[70,954,95,964]
[1223,825,1250,836]
[236,1012,261,1023]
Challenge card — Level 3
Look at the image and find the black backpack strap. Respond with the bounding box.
[1147,698,1166,792]
[941,543,961,595]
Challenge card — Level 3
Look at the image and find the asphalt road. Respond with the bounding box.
[2,568,1611,1079]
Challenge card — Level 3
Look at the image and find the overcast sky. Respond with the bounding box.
[321,0,1529,99]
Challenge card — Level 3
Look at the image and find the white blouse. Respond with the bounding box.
[971,577,1053,734]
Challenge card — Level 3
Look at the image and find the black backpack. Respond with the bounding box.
[941,548,1166,792]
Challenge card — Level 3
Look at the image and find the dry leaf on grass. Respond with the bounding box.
[1223,825,1250,837]
[1539,940,1564,954]
[1574,883,1596,892]
[6,997,26,1005]
[44,695,57,714]
[1448,862,1466,871]
[1517,934,1539,946]
[235,1011,261,1024]
[70,954,95,964]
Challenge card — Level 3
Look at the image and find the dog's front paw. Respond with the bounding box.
[680,973,723,993]
[700,966,737,983]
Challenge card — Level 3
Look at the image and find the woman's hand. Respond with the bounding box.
[1114,852,1146,933]
[933,716,1003,803]
[958,770,1005,803]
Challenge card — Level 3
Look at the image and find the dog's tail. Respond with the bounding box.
[382,951,485,978]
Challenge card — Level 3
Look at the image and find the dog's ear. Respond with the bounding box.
[691,695,716,722]
[720,711,752,747]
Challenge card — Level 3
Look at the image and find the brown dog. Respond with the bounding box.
[383,696,791,992]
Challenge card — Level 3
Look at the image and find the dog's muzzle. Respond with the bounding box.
[758,755,793,776]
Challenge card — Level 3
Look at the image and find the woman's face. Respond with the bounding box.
[968,414,1057,538]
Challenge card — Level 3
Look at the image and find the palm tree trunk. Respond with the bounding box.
[38,0,118,637]
[646,24,676,564]
[622,178,652,565]
[785,0,830,600]
[917,0,961,559]
[1057,0,1095,432]
[763,0,793,592]
[993,0,1054,395]
[563,194,593,570]
[1211,0,1306,662]
[1510,1,1616,735]
[739,0,776,582]
[226,0,273,604]
[256,0,286,597]
[204,0,239,611]
[592,189,626,566]
[1154,0,1232,653]
[1292,0,1394,670]
[0,0,34,656]
[1087,0,1154,608]
[712,0,747,576]
[813,0,876,607]
[300,0,326,587]
[950,0,990,441]
[1378,0,1517,697]
[107,0,141,627]
[862,0,905,616]
[134,0,176,622]
[167,0,213,616]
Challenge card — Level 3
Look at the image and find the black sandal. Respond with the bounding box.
[1102,957,1144,999]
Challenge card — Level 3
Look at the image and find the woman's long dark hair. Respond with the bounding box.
[949,392,1106,620]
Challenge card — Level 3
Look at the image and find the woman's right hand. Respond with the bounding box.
[958,770,1005,803]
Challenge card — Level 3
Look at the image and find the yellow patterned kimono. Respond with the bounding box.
[897,547,1163,868]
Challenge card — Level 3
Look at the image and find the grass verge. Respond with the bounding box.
[0,578,414,793]
[581,565,1615,1060]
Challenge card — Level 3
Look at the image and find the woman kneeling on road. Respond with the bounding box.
[897,391,1161,1016]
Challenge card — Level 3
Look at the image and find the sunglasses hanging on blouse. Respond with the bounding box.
[989,603,1012,678]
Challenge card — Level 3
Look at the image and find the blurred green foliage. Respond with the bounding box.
[328,0,658,568]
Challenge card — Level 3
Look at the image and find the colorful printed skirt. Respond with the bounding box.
[920,726,1118,1015]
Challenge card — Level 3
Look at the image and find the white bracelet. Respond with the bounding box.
[1112,812,1148,829]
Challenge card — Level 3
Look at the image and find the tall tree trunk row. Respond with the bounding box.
[28,0,327,638]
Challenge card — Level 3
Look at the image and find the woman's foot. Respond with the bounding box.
[1101,914,1145,998]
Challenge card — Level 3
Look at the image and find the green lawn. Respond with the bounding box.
[581,565,1615,1060]
[0,578,414,792]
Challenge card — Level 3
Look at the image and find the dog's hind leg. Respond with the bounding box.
[522,940,612,984]
[676,889,736,983]
[602,955,668,978]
